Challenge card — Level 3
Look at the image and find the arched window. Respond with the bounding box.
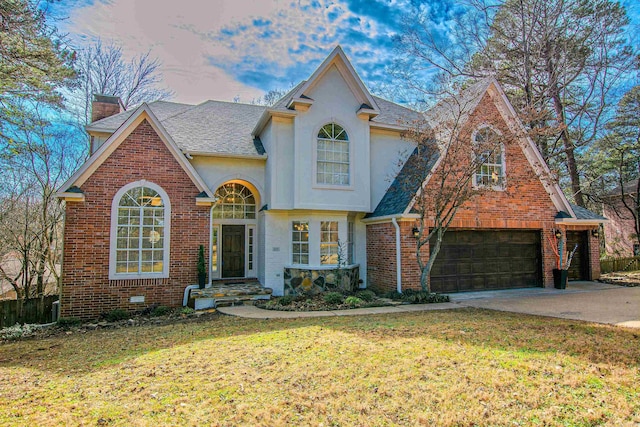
[111,182,170,278]
[317,123,349,186]
[212,183,256,219]
[473,126,505,188]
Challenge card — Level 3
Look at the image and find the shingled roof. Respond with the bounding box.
[365,144,440,218]
[365,81,495,219]
[569,204,607,221]
[87,100,267,157]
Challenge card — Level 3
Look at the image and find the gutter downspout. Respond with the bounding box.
[391,217,402,294]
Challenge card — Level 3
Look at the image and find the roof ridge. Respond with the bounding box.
[372,95,420,113]
[198,99,267,109]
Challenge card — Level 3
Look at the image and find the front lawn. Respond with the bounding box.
[1,309,639,426]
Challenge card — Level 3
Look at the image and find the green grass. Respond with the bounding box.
[1,308,639,426]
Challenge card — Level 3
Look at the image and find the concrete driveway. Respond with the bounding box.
[449,282,640,328]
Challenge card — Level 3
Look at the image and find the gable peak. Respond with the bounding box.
[292,45,380,116]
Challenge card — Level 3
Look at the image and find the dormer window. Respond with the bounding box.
[473,126,505,189]
[317,123,350,186]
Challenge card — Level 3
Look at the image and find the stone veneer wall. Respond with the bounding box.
[283,265,360,295]
[62,119,210,319]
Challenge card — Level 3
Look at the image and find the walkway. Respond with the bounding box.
[217,301,458,319]
[217,281,640,328]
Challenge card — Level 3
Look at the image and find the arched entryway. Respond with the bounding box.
[210,181,259,280]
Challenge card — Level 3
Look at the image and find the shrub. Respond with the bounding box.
[382,291,403,300]
[323,292,344,305]
[151,305,171,317]
[264,300,279,309]
[355,290,376,302]
[277,295,294,306]
[180,307,195,315]
[344,296,363,307]
[402,290,450,304]
[104,308,130,322]
[57,317,81,327]
[0,323,38,340]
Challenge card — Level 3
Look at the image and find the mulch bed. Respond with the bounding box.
[254,294,394,312]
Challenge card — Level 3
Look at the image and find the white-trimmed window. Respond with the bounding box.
[320,221,339,265]
[292,221,309,265]
[212,183,256,219]
[248,227,255,271]
[110,181,170,279]
[317,123,349,186]
[347,221,354,265]
[473,126,505,188]
[211,225,219,276]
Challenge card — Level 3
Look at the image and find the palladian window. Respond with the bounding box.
[317,123,350,186]
[212,183,256,219]
[112,183,170,277]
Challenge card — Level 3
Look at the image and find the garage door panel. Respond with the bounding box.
[458,263,472,275]
[430,230,542,293]
[483,245,499,257]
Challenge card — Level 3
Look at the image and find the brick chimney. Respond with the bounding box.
[91,94,125,123]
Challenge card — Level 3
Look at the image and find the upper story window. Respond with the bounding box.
[111,182,170,278]
[473,126,505,188]
[212,183,256,219]
[317,123,350,186]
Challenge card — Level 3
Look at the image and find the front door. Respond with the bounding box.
[222,225,245,278]
[566,231,590,281]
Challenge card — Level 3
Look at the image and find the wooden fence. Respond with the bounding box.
[0,295,59,328]
[600,256,640,274]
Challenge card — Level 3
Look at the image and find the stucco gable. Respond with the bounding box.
[57,104,213,200]
[293,46,380,115]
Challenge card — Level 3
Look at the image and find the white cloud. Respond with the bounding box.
[62,0,393,103]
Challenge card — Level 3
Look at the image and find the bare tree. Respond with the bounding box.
[68,39,173,129]
[250,87,294,106]
[590,85,640,253]
[0,101,84,313]
[397,89,506,292]
[395,0,636,207]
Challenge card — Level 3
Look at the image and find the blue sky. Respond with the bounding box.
[50,0,640,105]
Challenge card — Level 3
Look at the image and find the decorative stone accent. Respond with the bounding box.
[283,265,360,296]
[189,282,272,310]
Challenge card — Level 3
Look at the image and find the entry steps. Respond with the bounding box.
[189,282,272,309]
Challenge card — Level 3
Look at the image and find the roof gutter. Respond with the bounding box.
[185,151,268,160]
[554,218,609,226]
[391,217,402,294]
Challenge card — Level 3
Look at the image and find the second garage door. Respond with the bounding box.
[430,230,542,293]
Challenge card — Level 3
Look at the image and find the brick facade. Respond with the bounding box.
[61,119,210,319]
[91,97,122,123]
[367,92,600,292]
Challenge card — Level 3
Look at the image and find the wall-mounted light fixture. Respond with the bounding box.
[554,229,562,239]
[412,227,420,238]
[591,229,600,238]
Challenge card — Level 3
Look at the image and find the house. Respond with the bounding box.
[603,178,639,257]
[56,46,605,318]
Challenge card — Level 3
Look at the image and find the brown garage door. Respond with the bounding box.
[430,230,542,293]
